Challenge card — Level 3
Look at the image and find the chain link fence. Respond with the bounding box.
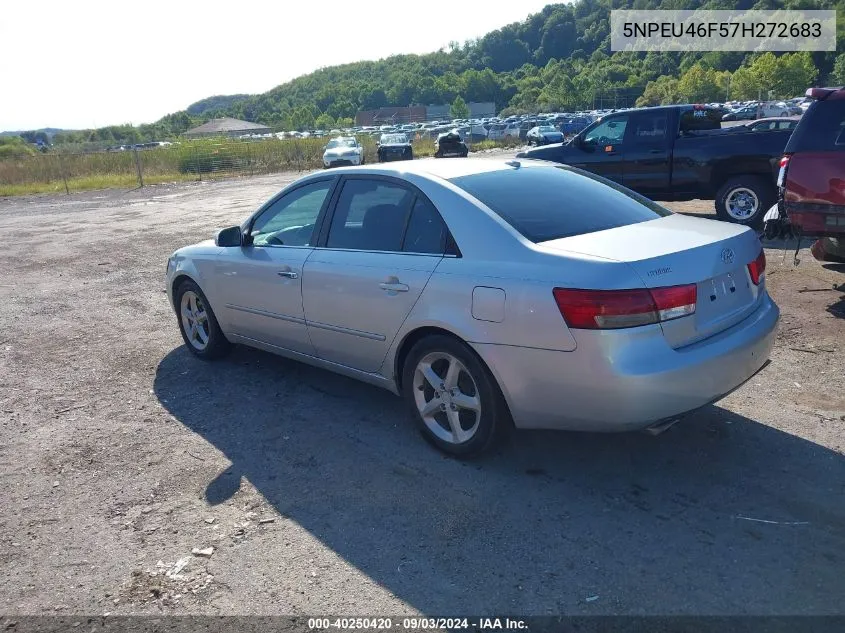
[0,131,528,196]
[0,137,365,196]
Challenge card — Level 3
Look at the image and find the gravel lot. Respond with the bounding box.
[0,162,843,617]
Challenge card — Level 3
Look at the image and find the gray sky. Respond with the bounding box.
[1,0,554,131]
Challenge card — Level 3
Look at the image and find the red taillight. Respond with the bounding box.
[553,285,697,330]
[747,250,766,285]
[777,155,790,187]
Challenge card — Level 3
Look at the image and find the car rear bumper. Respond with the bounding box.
[379,151,412,162]
[324,157,360,168]
[784,204,845,238]
[473,294,779,432]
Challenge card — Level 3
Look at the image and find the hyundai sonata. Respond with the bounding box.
[165,159,778,456]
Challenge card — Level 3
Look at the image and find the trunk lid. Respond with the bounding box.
[538,214,765,348]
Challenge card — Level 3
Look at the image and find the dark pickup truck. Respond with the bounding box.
[517,105,791,225]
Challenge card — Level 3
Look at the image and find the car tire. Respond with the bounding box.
[175,279,231,360]
[402,335,510,457]
[434,150,443,158]
[715,175,774,227]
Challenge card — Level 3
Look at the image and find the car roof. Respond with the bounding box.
[806,86,845,101]
[319,157,551,181]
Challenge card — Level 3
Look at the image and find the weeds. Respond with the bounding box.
[0,135,520,196]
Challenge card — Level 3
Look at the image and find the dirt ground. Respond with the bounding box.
[0,162,843,618]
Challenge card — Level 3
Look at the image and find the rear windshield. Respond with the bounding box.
[784,99,845,153]
[679,107,723,132]
[450,165,671,242]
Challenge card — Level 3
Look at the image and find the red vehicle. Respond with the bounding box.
[775,86,845,262]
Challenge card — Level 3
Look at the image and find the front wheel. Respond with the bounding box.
[403,335,509,457]
[175,280,231,359]
[715,176,774,227]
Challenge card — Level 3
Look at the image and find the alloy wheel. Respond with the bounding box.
[180,290,210,351]
[412,352,481,444]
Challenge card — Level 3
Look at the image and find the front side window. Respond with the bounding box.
[326,179,415,251]
[583,116,628,147]
[249,180,332,247]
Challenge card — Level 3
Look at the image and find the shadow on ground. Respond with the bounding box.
[154,345,845,615]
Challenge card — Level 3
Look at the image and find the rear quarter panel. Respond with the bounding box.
[671,130,789,198]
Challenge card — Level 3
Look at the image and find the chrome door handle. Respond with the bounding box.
[277,270,298,279]
[379,282,409,292]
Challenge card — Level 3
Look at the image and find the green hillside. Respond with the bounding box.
[51,0,845,144]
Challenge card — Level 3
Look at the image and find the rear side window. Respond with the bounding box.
[403,197,446,254]
[450,166,671,243]
[626,111,668,144]
[784,100,845,152]
[327,179,414,251]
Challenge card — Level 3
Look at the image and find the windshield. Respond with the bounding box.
[326,138,356,149]
[450,164,671,242]
[380,134,407,144]
[538,126,557,132]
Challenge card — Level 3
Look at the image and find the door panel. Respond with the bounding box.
[622,110,671,196]
[302,251,440,371]
[571,115,628,183]
[213,178,334,355]
[215,246,314,354]
[301,176,447,373]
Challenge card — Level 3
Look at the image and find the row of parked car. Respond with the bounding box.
[717,98,808,121]
[285,110,602,145]
[321,131,470,168]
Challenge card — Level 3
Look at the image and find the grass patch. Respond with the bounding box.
[0,136,518,197]
[0,173,197,196]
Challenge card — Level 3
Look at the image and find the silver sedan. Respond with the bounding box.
[165,158,779,456]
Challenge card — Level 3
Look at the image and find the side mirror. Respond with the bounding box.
[215,226,243,247]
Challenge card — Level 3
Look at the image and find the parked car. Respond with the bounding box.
[518,104,792,226]
[323,137,364,168]
[722,106,759,121]
[486,123,508,141]
[377,133,413,162]
[166,158,778,456]
[504,122,521,138]
[743,117,800,132]
[561,116,593,136]
[775,86,845,262]
[526,125,565,145]
[434,131,468,158]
